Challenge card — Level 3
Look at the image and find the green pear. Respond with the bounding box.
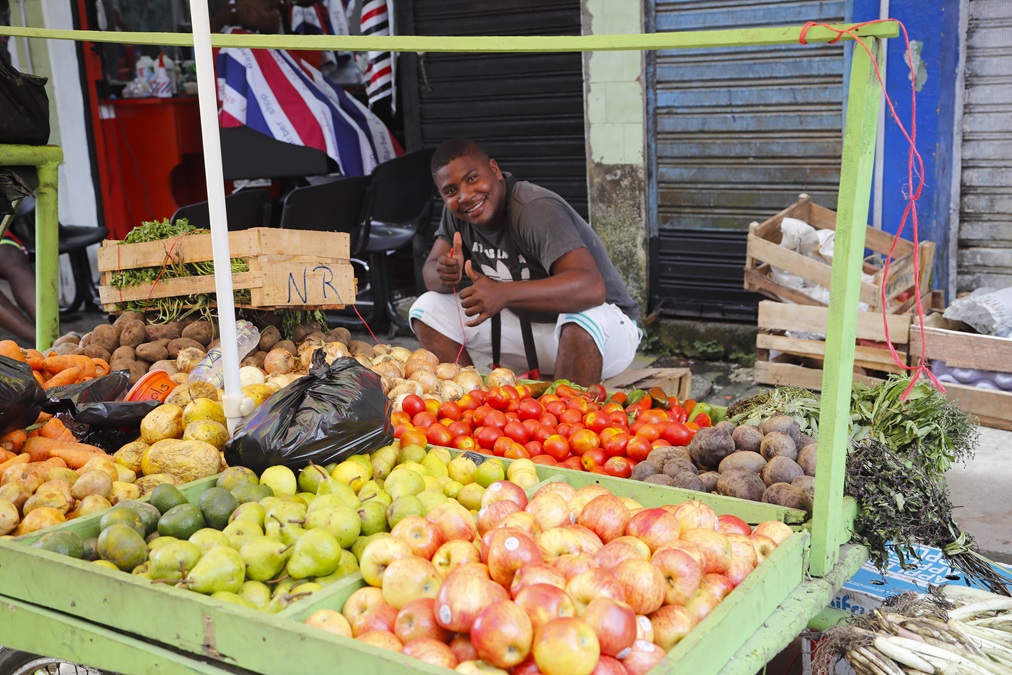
[397,444,427,466]
[417,490,449,515]
[211,591,255,609]
[314,479,360,508]
[184,546,245,595]
[308,493,355,515]
[222,519,264,551]
[238,580,273,610]
[370,459,393,481]
[297,464,331,494]
[360,486,392,509]
[384,468,425,500]
[315,550,359,585]
[264,517,306,547]
[386,495,425,528]
[148,535,179,551]
[357,500,389,536]
[258,496,281,511]
[265,501,307,526]
[259,466,297,497]
[267,580,321,614]
[420,454,449,478]
[285,529,342,579]
[240,536,293,582]
[330,461,369,491]
[188,528,231,552]
[297,492,317,508]
[303,505,361,548]
[351,532,390,563]
[229,502,266,528]
[371,444,398,467]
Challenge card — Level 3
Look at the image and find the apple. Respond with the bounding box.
[342,586,385,626]
[619,640,665,675]
[567,525,605,556]
[427,501,478,543]
[485,529,544,588]
[513,654,544,675]
[453,562,492,579]
[511,562,567,597]
[581,597,637,657]
[360,536,413,587]
[700,572,736,601]
[526,493,572,531]
[350,602,399,637]
[653,541,706,569]
[635,615,654,644]
[477,500,522,537]
[679,529,732,574]
[394,597,453,644]
[566,570,627,613]
[381,555,441,609]
[722,556,754,587]
[612,559,666,615]
[537,527,585,560]
[532,617,600,675]
[652,546,703,606]
[672,500,717,532]
[481,480,529,510]
[304,609,352,638]
[594,539,647,573]
[434,568,510,632]
[591,655,628,675]
[455,660,510,675]
[752,520,793,546]
[574,484,610,502]
[432,539,483,578]
[577,495,632,543]
[449,633,479,663]
[611,536,651,560]
[498,511,541,539]
[391,516,445,560]
[403,638,458,669]
[514,583,577,632]
[624,508,682,552]
[683,591,721,624]
[649,604,696,651]
[726,534,759,567]
[356,629,403,652]
[716,514,751,536]
[552,553,598,581]
[533,481,577,503]
[748,533,777,563]
[471,600,534,668]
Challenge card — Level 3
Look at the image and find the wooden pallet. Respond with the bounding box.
[97,228,356,312]
[603,367,692,401]
[744,193,935,313]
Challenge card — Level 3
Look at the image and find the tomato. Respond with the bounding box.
[538,393,561,406]
[424,398,442,416]
[503,420,531,445]
[425,422,454,447]
[484,410,508,430]
[586,383,607,403]
[558,408,583,425]
[400,428,428,450]
[446,420,473,439]
[559,456,584,471]
[565,422,586,437]
[460,410,475,426]
[542,434,571,461]
[532,454,558,465]
[411,411,438,430]
[625,435,653,462]
[583,410,611,434]
[485,387,511,411]
[524,440,544,457]
[538,412,559,428]
[556,422,573,438]
[566,397,591,415]
[603,402,624,414]
[602,431,632,458]
[401,394,427,417]
[692,413,712,428]
[475,425,504,450]
[651,438,672,448]
[661,420,694,447]
[517,398,545,421]
[505,411,520,423]
[569,429,601,457]
[439,400,463,423]
[493,436,515,457]
[452,435,478,450]
[455,393,480,411]
[639,409,669,426]
[668,405,688,424]
[392,422,412,440]
[589,466,608,475]
[634,423,661,443]
[545,400,567,418]
[390,410,411,426]
[609,411,630,428]
[504,445,531,460]
[603,456,634,478]
[521,418,541,437]
[515,384,532,399]
[533,424,554,444]
[581,447,607,471]
[506,399,521,414]
[685,422,700,432]
[598,427,622,444]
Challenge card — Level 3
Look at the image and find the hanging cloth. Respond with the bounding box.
[359,0,395,110]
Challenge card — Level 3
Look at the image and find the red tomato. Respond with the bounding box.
[493,436,515,457]
[565,423,585,437]
[503,420,531,445]
[609,411,630,428]
[542,434,571,461]
[484,410,508,430]
[538,393,561,405]
[455,393,479,411]
[586,383,607,403]
[504,445,531,460]
[603,402,624,414]
[471,405,492,427]
[603,456,634,478]
[485,387,511,411]
[625,435,653,462]
[556,422,573,438]
[589,466,608,475]
[651,438,672,448]
[452,435,478,450]
[390,410,411,426]
[634,423,661,443]
[521,418,541,436]
[446,420,473,439]
[661,420,694,447]
[524,440,544,457]
[569,429,601,457]
[505,411,520,423]
[401,394,427,417]
[559,456,584,471]
[392,422,412,440]
[567,397,591,415]
[475,425,504,450]
[639,409,669,426]
[539,412,559,428]
[469,390,487,405]
[501,385,521,401]
[515,384,532,399]
[411,411,438,430]
[559,408,583,426]
[545,400,567,418]
[425,423,454,447]
[533,424,554,444]
[598,427,622,444]
[555,384,581,399]
[400,428,428,450]
[424,398,441,416]
[460,410,475,426]
[517,398,545,421]
[693,413,712,428]
[602,432,633,458]
[583,410,611,434]
[437,401,462,422]
[532,454,558,465]
[581,447,607,471]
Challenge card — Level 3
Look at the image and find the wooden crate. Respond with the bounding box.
[909,314,1012,431]
[97,228,356,312]
[603,366,692,402]
[744,193,935,313]
[754,301,911,390]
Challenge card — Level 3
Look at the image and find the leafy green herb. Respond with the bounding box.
[727,386,822,437]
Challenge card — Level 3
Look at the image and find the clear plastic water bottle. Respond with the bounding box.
[188,320,261,389]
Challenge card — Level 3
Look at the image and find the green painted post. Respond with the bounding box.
[809,39,883,577]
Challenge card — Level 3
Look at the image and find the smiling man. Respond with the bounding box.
[409,138,641,386]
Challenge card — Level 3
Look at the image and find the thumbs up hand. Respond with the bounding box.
[459,260,504,327]
[435,232,464,288]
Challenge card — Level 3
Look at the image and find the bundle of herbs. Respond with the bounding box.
[727,385,822,437]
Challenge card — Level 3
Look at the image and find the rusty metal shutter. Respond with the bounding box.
[957,0,1012,293]
[648,0,846,321]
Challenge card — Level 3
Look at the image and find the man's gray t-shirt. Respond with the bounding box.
[434,174,639,323]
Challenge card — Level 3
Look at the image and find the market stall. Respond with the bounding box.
[0,17,913,675]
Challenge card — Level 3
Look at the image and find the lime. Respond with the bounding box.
[149,483,189,515]
[157,503,206,540]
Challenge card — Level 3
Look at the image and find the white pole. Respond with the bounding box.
[188,0,251,434]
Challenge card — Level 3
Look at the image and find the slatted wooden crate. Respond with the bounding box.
[744,194,935,314]
[97,228,356,313]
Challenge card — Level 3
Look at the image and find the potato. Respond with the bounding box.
[798,433,817,448]
[669,472,706,492]
[81,344,112,362]
[761,482,813,515]
[688,427,736,470]
[760,432,798,462]
[662,457,697,478]
[136,342,169,363]
[182,321,214,347]
[149,360,180,376]
[119,319,147,348]
[127,362,148,385]
[275,340,297,357]
[114,311,145,327]
[293,322,321,343]
[716,469,766,502]
[327,327,351,345]
[761,456,804,487]
[714,421,735,435]
[145,323,181,343]
[796,443,818,476]
[647,447,689,468]
[52,343,78,356]
[718,451,767,475]
[731,425,763,453]
[79,332,93,348]
[111,345,136,363]
[759,415,801,443]
[91,324,120,354]
[241,352,267,369]
[631,460,660,481]
[348,340,376,359]
[697,471,719,493]
[53,334,80,347]
[168,337,205,358]
[644,474,673,486]
[206,338,221,353]
[792,475,815,497]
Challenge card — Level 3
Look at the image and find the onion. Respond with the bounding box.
[435,362,461,380]
[390,393,412,413]
[264,348,295,375]
[298,335,325,351]
[410,348,439,365]
[266,372,300,389]
[347,340,376,359]
[239,366,266,387]
[453,367,484,393]
[372,343,391,356]
[378,374,391,395]
[325,341,351,361]
[388,346,413,363]
[409,369,441,394]
[487,367,518,389]
[387,378,423,399]
[371,360,403,382]
[300,345,322,370]
[404,357,437,379]
[439,380,465,403]
[354,355,373,368]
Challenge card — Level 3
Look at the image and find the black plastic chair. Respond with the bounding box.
[220,127,337,181]
[170,189,273,231]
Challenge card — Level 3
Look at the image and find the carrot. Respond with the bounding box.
[32,370,45,387]
[92,358,110,378]
[1,428,28,453]
[23,349,44,371]
[0,340,24,362]
[46,444,106,470]
[0,452,30,473]
[43,355,95,379]
[39,418,72,441]
[41,366,82,390]
[24,457,69,480]
[34,412,53,425]
[0,449,15,464]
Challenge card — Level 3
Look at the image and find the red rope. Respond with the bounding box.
[799,19,943,399]
[450,248,468,364]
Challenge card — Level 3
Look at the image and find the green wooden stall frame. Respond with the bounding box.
[0,19,895,675]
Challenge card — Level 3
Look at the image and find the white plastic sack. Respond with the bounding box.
[943,286,1012,337]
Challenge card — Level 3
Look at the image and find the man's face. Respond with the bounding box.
[434,154,507,230]
[237,0,282,34]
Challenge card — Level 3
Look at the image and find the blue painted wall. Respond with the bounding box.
[849,0,962,298]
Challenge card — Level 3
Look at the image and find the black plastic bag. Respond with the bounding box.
[45,371,159,451]
[226,350,393,475]
[0,354,45,434]
[44,370,130,408]
[0,58,49,145]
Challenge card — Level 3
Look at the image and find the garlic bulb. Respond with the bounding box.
[435,362,461,381]
[487,367,517,389]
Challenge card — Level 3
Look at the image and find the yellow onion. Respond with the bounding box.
[354,355,373,369]
[404,357,437,379]
[438,380,465,403]
[388,346,413,363]
[487,367,518,389]
[264,348,295,375]
[453,367,484,393]
[410,348,440,365]
[324,341,351,363]
[371,360,403,382]
[387,378,423,399]
[372,343,390,356]
[434,362,461,381]
[409,369,441,394]
[300,345,322,370]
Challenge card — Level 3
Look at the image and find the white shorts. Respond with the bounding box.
[408,292,642,380]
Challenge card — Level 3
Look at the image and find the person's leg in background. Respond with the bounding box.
[0,238,36,343]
